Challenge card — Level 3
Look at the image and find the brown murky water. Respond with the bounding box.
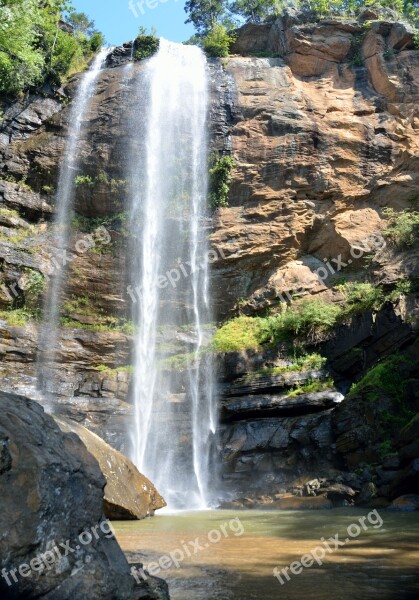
[114,509,419,600]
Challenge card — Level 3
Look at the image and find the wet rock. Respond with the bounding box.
[222,389,343,421]
[223,370,328,398]
[55,417,166,519]
[0,391,167,600]
[276,494,333,510]
[389,494,419,511]
[319,483,356,503]
[357,482,377,505]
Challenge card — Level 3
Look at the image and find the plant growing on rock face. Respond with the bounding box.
[337,281,385,314]
[209,153,234,209]
[382,207,419,248]
[24,269,45,307]
[74,174,94,186]
[133,28,160,61]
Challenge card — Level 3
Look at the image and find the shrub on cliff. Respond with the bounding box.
[213,315,264,351]
[209,153,234,208]
[383,208,419,248]
[133,28,160,61]
[202,23,235,57]
[260,299,342,343]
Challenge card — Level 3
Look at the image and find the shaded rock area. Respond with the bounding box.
[0,392,169,600]
[216,323,419,509]
[55,417,166,519]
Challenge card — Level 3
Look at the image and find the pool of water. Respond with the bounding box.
[114,509,419,600]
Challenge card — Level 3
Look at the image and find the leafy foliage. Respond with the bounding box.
[209,154,234,208]
[133,28,160,61]
[337,281,385,314]
[0,1,104,95]
[383,208,419,248]
[202,23,235,56]
[185,0,228,34]
[184,1,419,42]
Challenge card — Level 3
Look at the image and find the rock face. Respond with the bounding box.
[0,392,169,600]
[55,417,166,519]
[210,15,418,318]
[0,13,418,508]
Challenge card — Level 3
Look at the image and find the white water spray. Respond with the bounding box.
[129,40,216,509]
[37,49,110,400]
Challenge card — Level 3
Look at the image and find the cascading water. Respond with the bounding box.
[37,48,110,402]
[129,39,216,509]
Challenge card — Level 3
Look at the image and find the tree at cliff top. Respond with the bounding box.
[0,0,104,95]
[185,0,419,31]
[185,0,228,34]
[230,0,287,23]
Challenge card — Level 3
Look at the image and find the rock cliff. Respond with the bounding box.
[0,12,418,506]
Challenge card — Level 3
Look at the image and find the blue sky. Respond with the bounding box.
[71,0,195,46]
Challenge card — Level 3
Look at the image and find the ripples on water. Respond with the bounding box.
[114,509,419,600]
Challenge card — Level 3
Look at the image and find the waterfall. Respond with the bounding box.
[129,39,216,509]
[36,49,110,402]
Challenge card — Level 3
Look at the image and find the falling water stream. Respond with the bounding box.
[36,48,110,402]
[129,40,216,509]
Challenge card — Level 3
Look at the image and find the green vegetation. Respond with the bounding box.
[61,294,134,333]
[287,377,334,397]
[133,28,160,61]
[348,354,411,403]
[0,307,40,326]
[213,299,342,351]
[0,207,20,220]
[60,316,134,334]
[337,281,385,314]
[94,364,134,375]
[184,2,419,46]
[257,352,327,374]
[74,174,94,186]
[212,280,409,353]
[378,439,395,458]
[23,269,45,307]
[0,1,105,95]
[202,23,235,57]
[0,224,37,245]
[383,208,419,248]
[209,154,234,209]
[348,354,415,430]
[74,171,127,192]
[72,212,128,236]
[213,315,264,351]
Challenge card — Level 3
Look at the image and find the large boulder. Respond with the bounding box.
[0,392,169,600]
[55,417,166,519]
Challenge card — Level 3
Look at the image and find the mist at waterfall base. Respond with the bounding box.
[128,40,217,511]
[36,48,111,407]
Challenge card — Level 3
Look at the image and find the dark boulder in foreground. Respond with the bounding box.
[0,392,169,600]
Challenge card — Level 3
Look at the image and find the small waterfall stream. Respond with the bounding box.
[36,49,110,401]
[129,40,216,509]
